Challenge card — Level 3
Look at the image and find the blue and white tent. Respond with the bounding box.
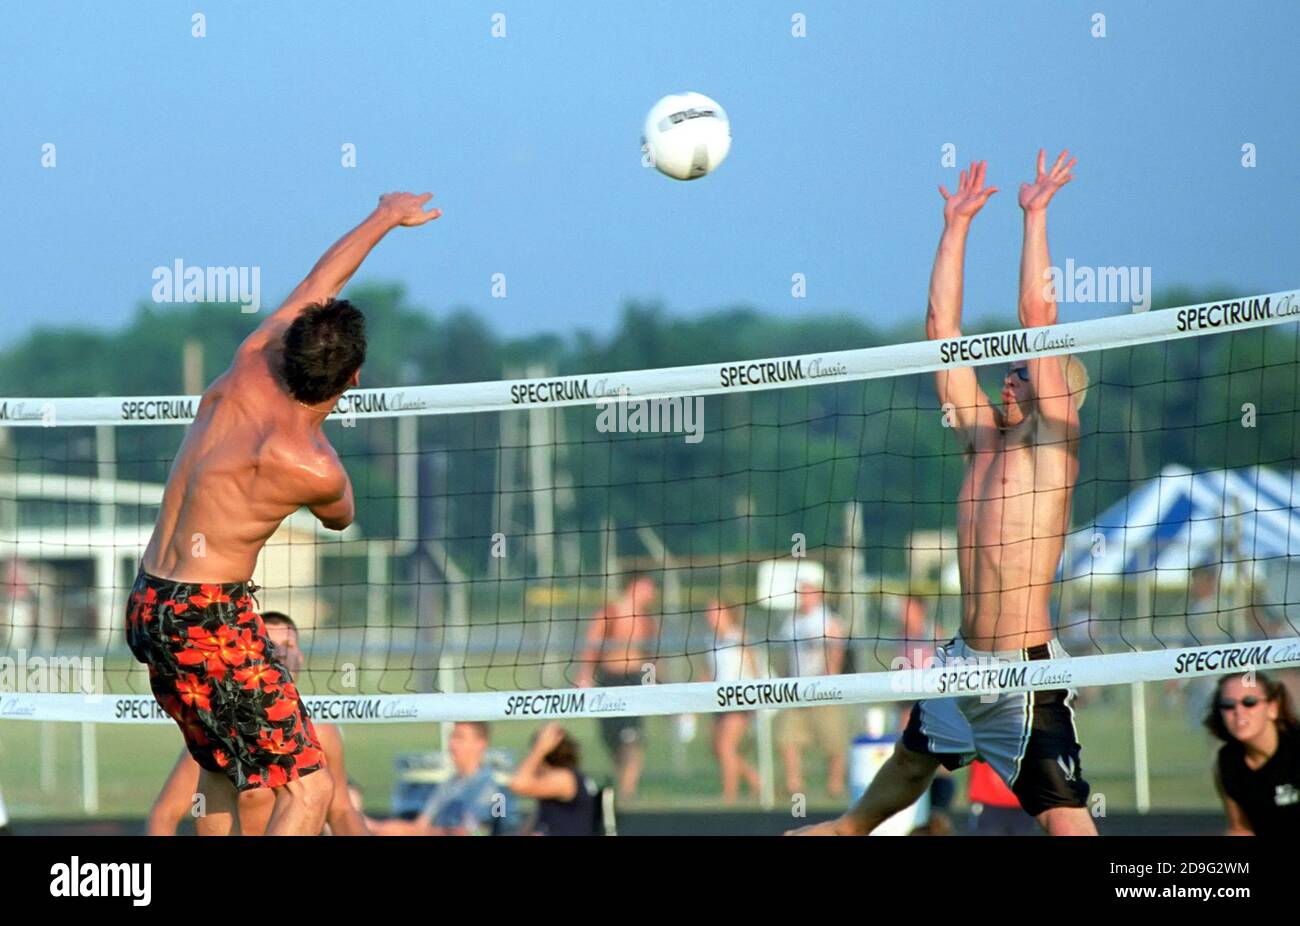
[1059,465,1300,585]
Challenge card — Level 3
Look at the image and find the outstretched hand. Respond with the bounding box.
[1019,149,1076,212]
[377,191,442,227]
[939,160,998,224]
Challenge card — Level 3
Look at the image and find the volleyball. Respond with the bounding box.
[641,91,731,180]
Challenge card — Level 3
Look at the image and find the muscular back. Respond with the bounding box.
[139,192,442,582]
[142,343,349,584]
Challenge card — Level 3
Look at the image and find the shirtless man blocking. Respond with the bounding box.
[792,151,1096,836]
[126,192,441,835]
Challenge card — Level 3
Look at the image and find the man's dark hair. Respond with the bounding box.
[282,299,366,404]
[261,611,297,632]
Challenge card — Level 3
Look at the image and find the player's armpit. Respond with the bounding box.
[1027,355,1080,447]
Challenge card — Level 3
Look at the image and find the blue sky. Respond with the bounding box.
[2,1,1297,347]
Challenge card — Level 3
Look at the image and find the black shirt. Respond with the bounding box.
[1217,727,1300,835]
[535,769,598,836]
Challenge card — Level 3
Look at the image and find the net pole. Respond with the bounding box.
[1128,395,1153,813]
[429,538,468,752]
[40,721,56,794]
[756,709,775,809]
[753,649,776,808]
[526,365,555,580]
[79,721,98,814]
[95,424,117,646]
[1130,681,1151,813]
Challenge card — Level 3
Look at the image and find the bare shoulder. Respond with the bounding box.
[235,316,289,365]
[226,335,286,393]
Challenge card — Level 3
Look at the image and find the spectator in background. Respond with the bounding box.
[898,596,932,662]
[778,581,849,797]
[967,759,1038,835]
[0,780,10,835]
[705,600,762,803]
[575,574,660,800]
[1185,565,1230,644]
[510,723,599,836]
[1175,567,1233,723]
[1206,671,1300,836]
[371,721,511,835]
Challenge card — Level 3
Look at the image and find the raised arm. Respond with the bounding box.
[929,161,999,450]
[240,192,441,357]
[1018,149,1079,440]
[509,723,580,802]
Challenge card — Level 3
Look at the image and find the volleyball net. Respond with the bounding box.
[2,290,1299,724]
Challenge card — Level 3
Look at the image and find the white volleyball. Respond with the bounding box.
[641,92,731,181]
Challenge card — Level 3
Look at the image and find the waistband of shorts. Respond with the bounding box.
[946,634,1056,662]
[138,569,260,597]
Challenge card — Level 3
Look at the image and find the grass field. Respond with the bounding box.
[0,679,1224,825]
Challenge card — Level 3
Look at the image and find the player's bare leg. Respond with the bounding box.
[617,743,644,800]
[195,768,241,836]
[843,745,939,833]
[787,743,940,835]
[264,768,334,836]
[714,714,759,803]
[826,751,846,798]
[1038,805,1098,836]
[781,744,805,795]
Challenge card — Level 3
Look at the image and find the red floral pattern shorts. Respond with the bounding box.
[126,571,325,791]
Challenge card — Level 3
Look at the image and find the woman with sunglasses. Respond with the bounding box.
[1204,671,1300,835]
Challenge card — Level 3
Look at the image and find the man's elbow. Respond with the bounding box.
[315,504,354,531]
[1018,300,1057,328]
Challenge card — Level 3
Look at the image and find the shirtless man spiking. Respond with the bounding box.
[791,151,1096,836]
[126,192,440,835]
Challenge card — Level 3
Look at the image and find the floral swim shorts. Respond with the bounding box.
[125,570,325,791]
